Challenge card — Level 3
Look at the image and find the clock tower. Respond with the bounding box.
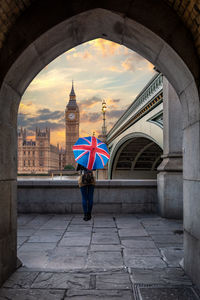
[65,81,79,167]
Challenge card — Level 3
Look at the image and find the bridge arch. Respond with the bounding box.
[0,4,199,287]
[108,132,162,179]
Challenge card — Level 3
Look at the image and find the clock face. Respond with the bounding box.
[68,113,75,120]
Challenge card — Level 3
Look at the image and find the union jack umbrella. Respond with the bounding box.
[72,136,110,170]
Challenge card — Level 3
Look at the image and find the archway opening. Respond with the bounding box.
[112,137,162,179]
[0,5,199,290]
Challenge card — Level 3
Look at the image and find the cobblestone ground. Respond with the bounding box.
[1,214,200,299]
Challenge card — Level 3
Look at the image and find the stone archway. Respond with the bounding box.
[0,5,199,288]
[111,136,162,179]
[108,132,162,179]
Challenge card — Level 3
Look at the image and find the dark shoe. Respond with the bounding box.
[87,213,91,220]
[83,214,88,221]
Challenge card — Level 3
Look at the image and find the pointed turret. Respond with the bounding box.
[67,81,78,109]
[69,80,76,99]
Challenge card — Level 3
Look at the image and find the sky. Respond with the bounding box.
[18,38,156,148]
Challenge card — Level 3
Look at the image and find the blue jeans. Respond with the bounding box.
[80,185,94,214]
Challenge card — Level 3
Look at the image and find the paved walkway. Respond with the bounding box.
[0,214,200,299]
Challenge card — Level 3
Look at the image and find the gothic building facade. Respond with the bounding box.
[18,128,59,174]
[18,82,80,173]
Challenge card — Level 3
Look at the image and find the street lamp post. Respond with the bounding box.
[102,99,107,137]
[97,99,108,179]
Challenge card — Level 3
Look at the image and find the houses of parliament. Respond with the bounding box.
[18,82,79,174]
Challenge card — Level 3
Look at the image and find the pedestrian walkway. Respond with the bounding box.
[0,214,200,299]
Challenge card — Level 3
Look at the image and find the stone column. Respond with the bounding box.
[0,83,18,286]
[157,77,183,219]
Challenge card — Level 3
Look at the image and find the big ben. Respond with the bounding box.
[65,81,79,167]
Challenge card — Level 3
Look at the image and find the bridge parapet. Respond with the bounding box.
[17,180,157,214]
[107,73,163,144]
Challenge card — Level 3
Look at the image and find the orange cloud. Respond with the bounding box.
[66,50,92,60]
[121,57,135,71]
[89,39,121,56]
[107,66,123,72]
[147,61,154,71]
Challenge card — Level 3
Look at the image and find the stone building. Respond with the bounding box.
[65,82,80,168]
[18,128,59,174]
[59,147,66,170]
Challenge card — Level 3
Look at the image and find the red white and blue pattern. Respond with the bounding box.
[72,136,110,170]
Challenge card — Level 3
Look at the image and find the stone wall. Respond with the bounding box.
[17,180,157,214]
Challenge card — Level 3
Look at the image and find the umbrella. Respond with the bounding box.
[72,136,110,170]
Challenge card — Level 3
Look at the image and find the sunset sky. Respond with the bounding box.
[18,38,156,148]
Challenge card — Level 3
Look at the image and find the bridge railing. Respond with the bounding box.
[107,73,163,141]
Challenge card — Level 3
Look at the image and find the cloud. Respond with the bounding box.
[121,56,136,72]
[79,96,102,110]
[66,50,93,60]
[106,66,123,73]
[80,111,101,123]
[36,109,64,121]
[107,109,125,119]
[88,39,121,57]
[18,108,65,136]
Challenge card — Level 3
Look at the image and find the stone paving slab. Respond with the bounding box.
[31,272,90,289]
[45,247,88,269]
[3,271,39,288]
[92,227,118,233]
[24,215,53,228]
[137,286,199,300]
[86,252,124,269]
[28,234,62,243]
[17,214,36,226]
[90,244,123,251]
[40,216,72,229]
[116,222,142,229]
[63,231,91,238]
[160,247,184,267]
[59,236,91,247]
[151,234,183,243]
[18,229,37,236]
[123,247,161,257]
[17,236,28,247]
[118,228,148,237]
[121,239,157,249]
[18,251,49,269]
[131,268,193,285]
[70,216,92,225]
[0,288,65,300]
[91,233,120,244]
[65,289,133,299]
[96,273,131,290]
[19,242,57,251]
[124,256,167,268]
[68,225,93,232]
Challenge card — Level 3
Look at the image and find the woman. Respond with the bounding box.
[77,164,95,221]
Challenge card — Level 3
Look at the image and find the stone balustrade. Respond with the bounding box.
[17,180,157,214]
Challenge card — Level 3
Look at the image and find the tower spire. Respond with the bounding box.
[69,80,76,100]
